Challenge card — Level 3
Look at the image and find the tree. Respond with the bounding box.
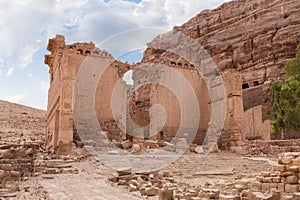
[271,44,300,137]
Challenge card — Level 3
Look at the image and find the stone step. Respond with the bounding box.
[43,159,65,165]
[45,164,72,169]
[0,191,17,198]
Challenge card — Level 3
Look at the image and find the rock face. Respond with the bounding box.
[139,0,300,148]
[144,0,300,115]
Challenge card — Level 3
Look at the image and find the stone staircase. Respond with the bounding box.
[33,154,80,177]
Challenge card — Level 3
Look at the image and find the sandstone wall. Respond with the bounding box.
[130,57,211,145]
[243,105,271,141]
[45,35,129,153]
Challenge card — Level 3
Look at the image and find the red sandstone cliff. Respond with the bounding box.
[143,0,300,119]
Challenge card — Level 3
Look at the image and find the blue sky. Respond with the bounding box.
[0,0,229,110]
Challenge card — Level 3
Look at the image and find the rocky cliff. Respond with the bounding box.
[143,0,300,120]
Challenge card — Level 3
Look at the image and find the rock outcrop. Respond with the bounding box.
[144,0,300,119]
[138,0,300,149]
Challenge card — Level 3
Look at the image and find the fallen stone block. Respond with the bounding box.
[121,140,132,150]
[145,187,159,196]
[194,145,204,154]
[129,184,138,192]
[132,144,141,153]
[159,188,173,200]
[116,167,132,176]
[128,179,139,187]
[163,142,176,152]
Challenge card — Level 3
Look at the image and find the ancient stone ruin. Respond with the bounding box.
[44,0,300,156]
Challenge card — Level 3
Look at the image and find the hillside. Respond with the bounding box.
[0,100,46,146]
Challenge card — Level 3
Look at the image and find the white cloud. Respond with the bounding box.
[5,68,14,77]
[0,0,229,109]
[27,73,32,78]
[4,94,27,104]
[0,0,228,71]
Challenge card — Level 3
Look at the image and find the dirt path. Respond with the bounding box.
[17,152,276,200]
[19,160,142,200]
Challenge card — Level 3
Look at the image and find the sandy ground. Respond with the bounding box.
[16,151,276,200]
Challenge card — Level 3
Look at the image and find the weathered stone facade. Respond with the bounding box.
[44,35,130,153]
[44,0,300,153]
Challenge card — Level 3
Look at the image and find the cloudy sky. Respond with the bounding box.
[0,0,229,110]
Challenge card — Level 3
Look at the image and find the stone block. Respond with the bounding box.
[128,180,139,187]
[164,142,176,152]
[194,145,204,154]
[116,167,132,176]
[281,172,295,177]
[285,183,299,193]
[269,172,280,177]
[272,177,281,183]
[118,174,133,182]
[293,193,300,200]
[145,187,159,196]
[293,159,300,166]
[132,144,141,153]
[274,165,285,172]
[129,184,137,192]
[277,183,285,192]
[219,194,240,200]
[159,188,173,200]
[251,182,262,190]
[121,140,132,150]
[270,183,278,189]
[262,177,273,183]
[256,176,263,182]
[261,171,271,177]
[262,183,270,191]
[286,176,298,184]
[281,156,293,165]
[287,166,299,173]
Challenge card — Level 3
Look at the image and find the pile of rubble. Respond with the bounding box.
[109,166,248,199]
[0,142,83,199]
[251,152,300,199]
[0,144,36,198]
[108,152,300,200]
[109,168,178,199]
[112,138,219,155]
